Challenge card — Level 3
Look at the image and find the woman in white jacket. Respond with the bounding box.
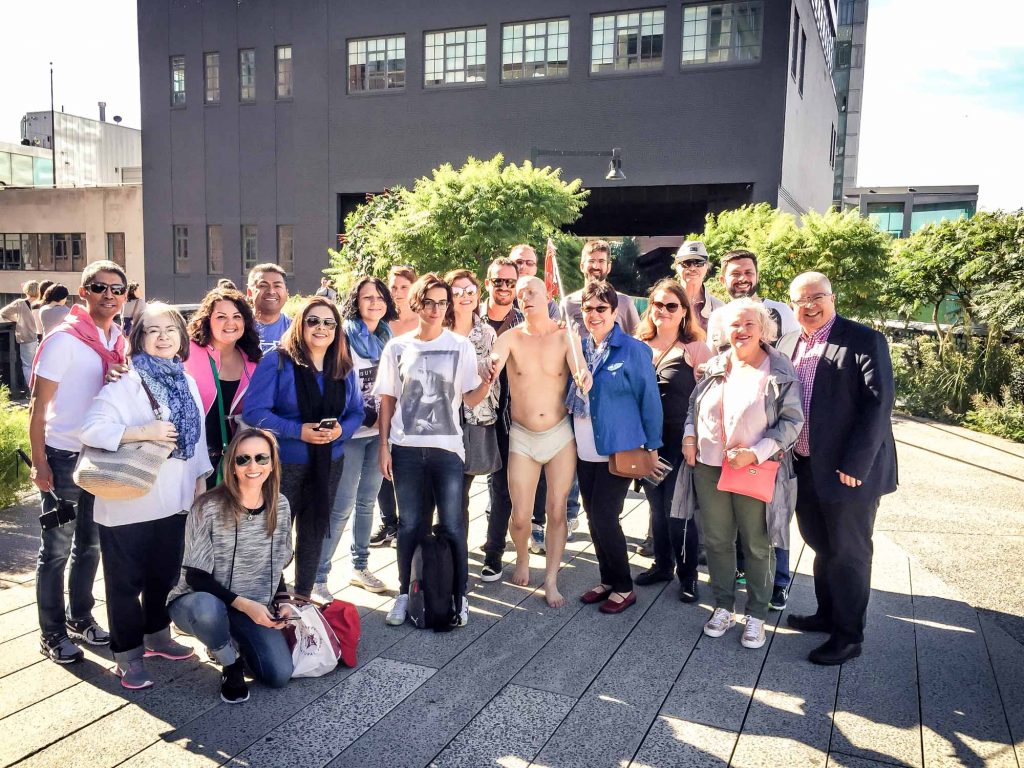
[81,302,211,690]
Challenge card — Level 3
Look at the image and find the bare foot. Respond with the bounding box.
[511,557,530,587]
[544,581,566,608]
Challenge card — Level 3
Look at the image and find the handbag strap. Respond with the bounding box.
[208,353,229,484]
[653,342,675,372]
[137,376,162,420]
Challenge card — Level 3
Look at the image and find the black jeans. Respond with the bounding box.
[98,514,186,654]
[642,458,699,582]
[280,457,345,596]
[577,459,633,593]
[794,455,879,644]
[377,477,399,529]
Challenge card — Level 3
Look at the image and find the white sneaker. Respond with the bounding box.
[453,596,469,628]
[703,607,736,638]
[741,616,766,649]
[351,568,387,593]
[567,516,579,542]
[311,582,334,603]
[386,594,409,626]
[529,523,546,554]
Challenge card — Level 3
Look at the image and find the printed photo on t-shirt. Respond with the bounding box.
[399,350,458,436]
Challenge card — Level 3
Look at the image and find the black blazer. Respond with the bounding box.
[777,315,898,503]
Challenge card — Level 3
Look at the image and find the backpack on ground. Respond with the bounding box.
[408,526,458,633]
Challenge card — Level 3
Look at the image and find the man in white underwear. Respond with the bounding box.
[489,277,590,608]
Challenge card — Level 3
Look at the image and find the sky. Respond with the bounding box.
[1,0,1021,212]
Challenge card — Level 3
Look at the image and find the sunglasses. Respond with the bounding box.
[651,301,681,313]
[677,259,707,269]
[582,305,611,315]
[304,316,338,329]
[234,453,272,466]
[489,278,516,288]
[515,259,537,268]
[86,282,127,296]
[451,285,479,298]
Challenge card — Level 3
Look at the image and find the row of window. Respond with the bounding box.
[172,224,293,276]
[0,233,126,272]
[169,3,766,104]
[0,152,54,188]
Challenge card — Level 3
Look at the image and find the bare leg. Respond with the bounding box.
[540,440,576,608]
[507,451,543,588]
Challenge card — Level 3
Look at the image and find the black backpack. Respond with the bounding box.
[408,526,458,633]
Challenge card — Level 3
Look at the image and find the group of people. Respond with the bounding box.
[23,238,896,707]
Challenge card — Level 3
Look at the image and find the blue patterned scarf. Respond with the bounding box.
[565,336,610,419]
[344,318,392,362]
[131,352,201,460]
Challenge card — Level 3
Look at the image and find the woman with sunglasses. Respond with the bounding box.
[672,241,722,332]
[375,274,494,628]
[312,277,397,601]
[80,303,212,689]
[633,279,712,602]
[444,269,500,531]
[184,288,262,489]
[243,297,364,599]
[167,428,294,703]
[565,281,662,615]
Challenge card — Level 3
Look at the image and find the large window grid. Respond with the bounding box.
[591,10,664,74]
[0,234,87,271]
[425,27,487,87]
[242,225,259,271]
[502,19,569,81]
[867,204,904,238]
[170,55,186,106]
[207,225,223,274]
[276,46,293,98]
[348,36,406,92]
[239,49,256,102]
[277,225,294,275]
[173,225,189,274]
[205,52,221,104]
[682,3,763,66]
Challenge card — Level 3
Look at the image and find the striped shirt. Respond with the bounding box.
[792,315,837,456]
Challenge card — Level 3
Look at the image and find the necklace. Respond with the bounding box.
[243,504,264,522]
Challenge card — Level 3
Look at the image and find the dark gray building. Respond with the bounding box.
[139,0,840,300]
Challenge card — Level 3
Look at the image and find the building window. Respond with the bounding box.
[37,234,54,270]
[106,232,126,268]
[425,27,487,87]
[277,225,294,275]
[2,234,23,270]
[276,45,293,99]
[682,3,763,66]
[866,203,904,238]
[242,225,259,271]
[21,234,38,270]
[791,9,800,79]
[0,152,10,186]
[347,36,406,92]
[239,48,256,102]
[798,29,807,94]
[207,225,223,274]
[170,55,186,106]
[173,225,189,274]
[501,19,569,81]
[910,202,976,233]
[205,52,221,104]
[591,9,664,74]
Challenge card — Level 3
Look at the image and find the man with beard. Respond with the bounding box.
[561,240,640,336]
[247,263,291,353]
[706,250,798,353]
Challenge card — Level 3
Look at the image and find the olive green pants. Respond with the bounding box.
[693,462,775,620]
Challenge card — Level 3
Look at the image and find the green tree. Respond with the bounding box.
[326,187,406,292]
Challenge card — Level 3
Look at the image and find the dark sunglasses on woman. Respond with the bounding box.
[651,301,681,313]
[304,316,338,329]
[234,453,272,466]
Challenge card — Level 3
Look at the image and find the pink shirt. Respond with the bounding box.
[695,356,779,467]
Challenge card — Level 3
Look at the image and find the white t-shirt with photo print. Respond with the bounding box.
[372,329,481,461]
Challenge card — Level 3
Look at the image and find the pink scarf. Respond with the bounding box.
[30,304,126,387]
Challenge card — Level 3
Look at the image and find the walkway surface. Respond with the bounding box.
[0,416,1021,768]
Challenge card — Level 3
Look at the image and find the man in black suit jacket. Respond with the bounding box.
[777,272,898,665]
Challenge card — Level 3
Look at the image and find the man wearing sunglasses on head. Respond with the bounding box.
[27,260,129,663]
[561,240,640,338]
[672,240,723,332]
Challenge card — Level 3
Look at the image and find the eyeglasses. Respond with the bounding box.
[791,292,832,309]
[582,305,611,315]
[677,259,707,269]
[489,278,516,288]
[304,316,338,329]
[515,259,537,268]
[86,282,127,296]
[451,285,479,298]
[420,299,450,311]
[651,301,681,313]
[234,453,272,467]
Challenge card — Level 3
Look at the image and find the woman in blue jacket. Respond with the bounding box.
[243,296,363,598]
[567,281,663,614]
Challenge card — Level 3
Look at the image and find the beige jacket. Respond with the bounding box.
[1,298,38,343]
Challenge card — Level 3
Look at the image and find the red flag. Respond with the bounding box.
[544,238,558,300]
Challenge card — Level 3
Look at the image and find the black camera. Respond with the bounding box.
[17,450,77,531]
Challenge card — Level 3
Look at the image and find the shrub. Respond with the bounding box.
[0,386,31,508]
[965,388,1024,442]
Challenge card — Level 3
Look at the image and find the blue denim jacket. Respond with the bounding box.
[587,325,663,455]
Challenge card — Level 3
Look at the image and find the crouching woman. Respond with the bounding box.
[166,428,294,703]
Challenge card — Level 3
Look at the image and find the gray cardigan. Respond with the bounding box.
[670,344,804,549]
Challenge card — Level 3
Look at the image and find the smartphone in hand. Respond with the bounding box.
[315,418,338,431]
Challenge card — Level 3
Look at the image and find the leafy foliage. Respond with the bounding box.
[965,388,1024,443]
[327,188,406,292]
[0,387,31,508]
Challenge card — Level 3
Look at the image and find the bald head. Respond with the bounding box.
[789,271,833,298]
[516,276,549,318]
[789,271,836,333]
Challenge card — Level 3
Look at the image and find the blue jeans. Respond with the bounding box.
[391,445,468,596]
[318,434,384,579]
[169,591,292,687]
[736,539,791,589]
[36,446,101,636]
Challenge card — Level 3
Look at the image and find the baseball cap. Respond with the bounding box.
[674,240,709,264]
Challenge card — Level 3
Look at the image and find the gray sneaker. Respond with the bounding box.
[40,633,84,664]
[116,658,155,690]
[144,627,195,660]
[65,618,110,646]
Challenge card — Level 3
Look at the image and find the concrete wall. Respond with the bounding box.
[140,0,838,301]
[0,186,144,296]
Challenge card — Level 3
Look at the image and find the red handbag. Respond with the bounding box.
[717,459,779,503]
